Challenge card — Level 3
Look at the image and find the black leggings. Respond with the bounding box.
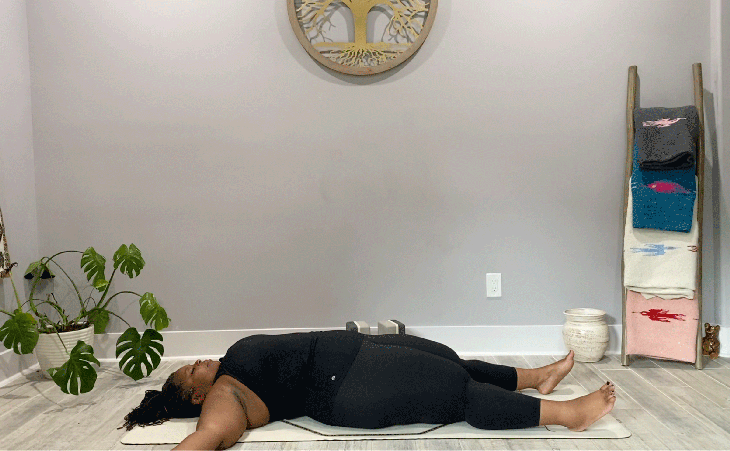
[329,334,541,430]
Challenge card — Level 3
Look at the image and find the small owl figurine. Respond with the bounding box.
[702,323,720,359]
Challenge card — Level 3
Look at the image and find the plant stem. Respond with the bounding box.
[98,290,138,313]
[26,271,45,319]
[94,267,116,310]
[48,293,69,327]
[9,268,23,311]
[99,309,132,329]
[25,252,82,322]
[30,300,63,311]
[80,286,96,312]
[77,291,139,329]
[44,253,85,308]
[79,305,132,330]
[7,273,54,328]
[4,266,55,328]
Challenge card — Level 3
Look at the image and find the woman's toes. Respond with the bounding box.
[566,386,617,432]
[536,352,576,394]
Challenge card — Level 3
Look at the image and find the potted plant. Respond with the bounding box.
[0,244,170,395]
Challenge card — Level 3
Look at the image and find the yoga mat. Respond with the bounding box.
[121,384,630,444]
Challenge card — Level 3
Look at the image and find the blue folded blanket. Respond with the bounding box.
[633,106,699,171]
[631,142,696,232]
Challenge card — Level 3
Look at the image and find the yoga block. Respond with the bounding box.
[345,321,370,334]
[378,320,405,335]
[625,290,699,363]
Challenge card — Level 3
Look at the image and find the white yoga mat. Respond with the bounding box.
[121,384,631,444]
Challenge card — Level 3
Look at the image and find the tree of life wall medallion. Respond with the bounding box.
[288,0,438,76]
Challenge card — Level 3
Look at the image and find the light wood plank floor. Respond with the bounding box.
[1,353,729,450]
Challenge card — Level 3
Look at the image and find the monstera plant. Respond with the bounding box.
[0,244,170,395]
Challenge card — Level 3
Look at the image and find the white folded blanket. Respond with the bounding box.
[623,177,698,300]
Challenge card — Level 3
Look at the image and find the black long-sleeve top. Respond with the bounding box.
[213,330,364,422]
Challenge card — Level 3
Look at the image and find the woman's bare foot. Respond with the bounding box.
[536,350,575,395]
[565,382,617,432]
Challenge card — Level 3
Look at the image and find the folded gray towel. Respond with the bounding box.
[633,106,699,171]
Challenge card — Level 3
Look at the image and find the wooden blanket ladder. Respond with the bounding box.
[621,63,706,370]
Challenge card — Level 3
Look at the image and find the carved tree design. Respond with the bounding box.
[0,207,10,277]
[295,0,430,67]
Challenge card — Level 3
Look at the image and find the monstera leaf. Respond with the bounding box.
[47,340,101,395]
[87,308,110,334]
[92,277,110,292]
[113,244,145,279]
[116,327,163,381]
[80,247,106,289]
[139,293,170,331]
[0,311,39,354]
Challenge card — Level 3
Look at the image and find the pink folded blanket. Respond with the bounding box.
[625,290,699,363]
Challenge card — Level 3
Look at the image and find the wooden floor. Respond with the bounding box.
[1,353,729,450]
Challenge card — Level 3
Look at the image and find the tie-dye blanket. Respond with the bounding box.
[624,178,698,300]
[633,106,699,171]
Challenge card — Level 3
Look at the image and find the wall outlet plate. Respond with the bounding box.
[487,273,501,297]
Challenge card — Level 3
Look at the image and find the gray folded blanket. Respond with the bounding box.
[633,106,699,171]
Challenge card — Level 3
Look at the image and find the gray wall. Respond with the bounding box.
[2,1,728,336]
[0,0,40,310]
[719,0,730,330]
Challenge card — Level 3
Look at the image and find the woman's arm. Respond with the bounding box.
[173,385,249,450]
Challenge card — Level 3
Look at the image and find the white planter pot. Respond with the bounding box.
[34,325,94,379]
[563,308,609,363]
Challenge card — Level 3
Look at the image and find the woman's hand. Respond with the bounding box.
[172,429,225,450]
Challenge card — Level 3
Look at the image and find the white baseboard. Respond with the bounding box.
[1,324,727,388]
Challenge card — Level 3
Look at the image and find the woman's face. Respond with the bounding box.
[173,359,221,403]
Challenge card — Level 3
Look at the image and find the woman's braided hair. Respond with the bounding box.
[117,370,204,431]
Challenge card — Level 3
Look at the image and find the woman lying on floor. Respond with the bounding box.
[119,330,616,451]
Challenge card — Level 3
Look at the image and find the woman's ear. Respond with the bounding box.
[191,389,205,405]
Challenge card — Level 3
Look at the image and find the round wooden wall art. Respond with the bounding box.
[288,0,438,76]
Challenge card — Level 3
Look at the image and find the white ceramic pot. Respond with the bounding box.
[563,308,609,362]
[34,325,94,379]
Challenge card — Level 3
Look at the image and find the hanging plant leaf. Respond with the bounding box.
[47,340,100,395]
[116,327,163,381]
[23,260,55,280]
[113,244,145,279]
[0,311,39,354]
[139,293,170,331]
